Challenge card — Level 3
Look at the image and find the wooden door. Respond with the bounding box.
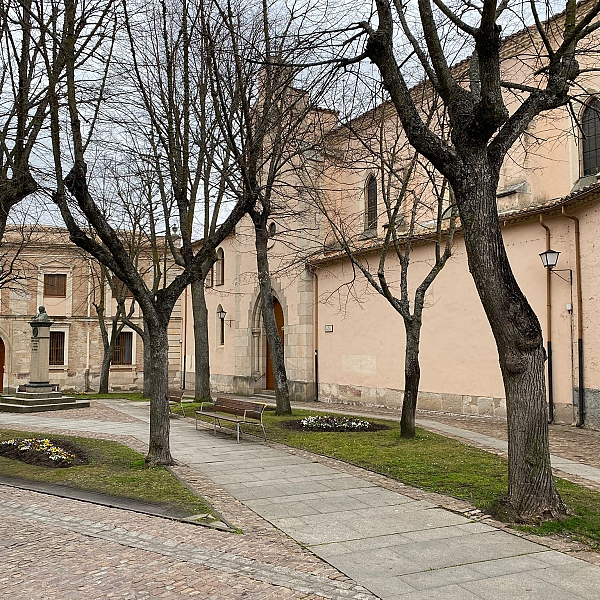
[265,298,284,390]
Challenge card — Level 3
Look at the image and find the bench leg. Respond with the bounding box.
[237,423,240,443]
[261,423,266,442]
[214,418,218,437]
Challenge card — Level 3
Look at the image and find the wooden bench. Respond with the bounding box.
[168,389,186,417]
[195,397,267,443]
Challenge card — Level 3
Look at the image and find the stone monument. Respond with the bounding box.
[0,307,90,412]
[26,306,54,392]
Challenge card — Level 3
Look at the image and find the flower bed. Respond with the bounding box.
[0,438,87,468]
[278,414,392,433]
[301,415,373,431]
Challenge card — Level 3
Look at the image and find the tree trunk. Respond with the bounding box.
[191,277,211,401]
[98,343,113,393]
[400,318,421,439]
[452,158,567,521]
[254,223,291,415]
[98,321,120,393]
[142,317,151,398]
[145,318,174,466]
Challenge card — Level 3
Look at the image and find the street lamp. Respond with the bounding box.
[216,308,227,320]
[539,248,560,269]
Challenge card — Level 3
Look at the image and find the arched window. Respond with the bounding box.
[582,99,600,176]
[216,304,225,346]
[215,248,224,286]
[365,175,377,231]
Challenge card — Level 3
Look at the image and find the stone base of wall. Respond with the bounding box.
[317,381,589,427]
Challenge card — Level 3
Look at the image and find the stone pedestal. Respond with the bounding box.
[0,307,90,413]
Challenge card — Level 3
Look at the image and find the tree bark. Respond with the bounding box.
[98,333,117,393]
[191,277,211,401]
[143,317,151,398]
[452,158,567,520]
[145,318,174,466]
[254,222,291,415]
[400,318,422,439]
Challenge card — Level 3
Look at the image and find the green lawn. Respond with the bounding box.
[0,428,213,519]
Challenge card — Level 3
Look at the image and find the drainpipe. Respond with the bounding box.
[562,206,584,427]
[540,215,554,423]
[311,266,319,402]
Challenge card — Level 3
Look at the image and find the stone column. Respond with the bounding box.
[28,306,53,391]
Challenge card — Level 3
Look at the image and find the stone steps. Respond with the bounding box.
[0,396,90,413]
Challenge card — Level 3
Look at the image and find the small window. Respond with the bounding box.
[365,175,377,231]
[113,331,133,365]
[44,274,67,297]
[216,304,225,346]
[111,275,133,299]
[49,331,65,365]
[215,249,225,286]
[206,266,214,288]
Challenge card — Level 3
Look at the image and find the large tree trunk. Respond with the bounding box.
[400,318,421,439]
[191,277,211,401]
[254,223,291,415]
[145,318,174,466]
[143,317,151,398]
[453,159,567,520]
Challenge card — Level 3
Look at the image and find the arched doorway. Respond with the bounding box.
[265,298,284,390]
[0,338,5,394]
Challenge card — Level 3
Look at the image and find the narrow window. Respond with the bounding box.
[49,331,65,365]
[44,274,67,297]
[215,249,225,286]
[206,266,214,288]
[365,175,377,231]
[582,99,600,176]
[216,304,225,346]
[113,331,133,365]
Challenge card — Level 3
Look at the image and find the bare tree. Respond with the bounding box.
[332,0,600,520]
[44,0,250,465]
[203,0,334,414]
[0,0,66,242]
[313,96,457,438]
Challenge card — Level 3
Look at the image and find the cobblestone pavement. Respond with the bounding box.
[0,482,371,600]
[3,399,600,598]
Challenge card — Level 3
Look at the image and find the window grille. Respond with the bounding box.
[113,332,133,365]
[49,331,65,365]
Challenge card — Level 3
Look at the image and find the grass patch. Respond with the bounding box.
[0,428,212,518]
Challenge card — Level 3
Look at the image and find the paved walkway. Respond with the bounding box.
[2,401,600,599]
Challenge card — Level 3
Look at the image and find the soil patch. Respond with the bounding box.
[0,438,89,468]
[282,419,391,433]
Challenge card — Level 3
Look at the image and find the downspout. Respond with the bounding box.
[311,266,319,402]
[540,215,554,423]
[562,206,584,427]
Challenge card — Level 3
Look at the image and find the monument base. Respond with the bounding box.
[0,389,90,413]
